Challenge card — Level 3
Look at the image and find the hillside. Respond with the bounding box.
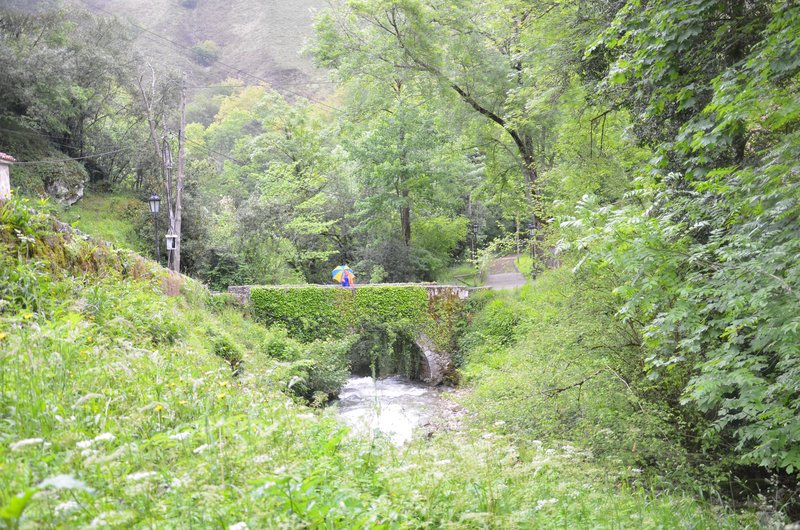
[74,0,329,96]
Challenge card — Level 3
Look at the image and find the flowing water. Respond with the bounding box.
[335,376,451,445]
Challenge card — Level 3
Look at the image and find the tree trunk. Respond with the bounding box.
[400,189,411,246]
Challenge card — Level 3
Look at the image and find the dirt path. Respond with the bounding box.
[485,255,527,290]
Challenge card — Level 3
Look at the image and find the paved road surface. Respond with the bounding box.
[485,255,527,290]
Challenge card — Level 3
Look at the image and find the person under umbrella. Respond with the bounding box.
[332,264,356,288]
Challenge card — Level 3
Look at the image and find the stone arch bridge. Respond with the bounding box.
[228,284,477,384]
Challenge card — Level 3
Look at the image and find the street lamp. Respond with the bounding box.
[148,194,160,263]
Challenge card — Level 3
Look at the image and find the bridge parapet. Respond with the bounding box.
[228,283,475,305]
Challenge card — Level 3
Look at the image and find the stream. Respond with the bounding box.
[335,376,460,445]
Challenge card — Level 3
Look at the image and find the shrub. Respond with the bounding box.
[207,328,244,373]
[191,40,219,66]
[304,337,353,401]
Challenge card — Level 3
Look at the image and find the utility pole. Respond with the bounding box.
[171,76,186,274]
[138,67,186,279]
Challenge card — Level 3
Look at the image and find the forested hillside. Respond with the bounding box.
[1,0,799,526]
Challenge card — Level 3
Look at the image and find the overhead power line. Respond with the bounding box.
[184,138,247,166]
[186,81,335,89]
[11,147,133,165]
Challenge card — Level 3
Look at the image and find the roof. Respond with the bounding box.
[0,152,16,163]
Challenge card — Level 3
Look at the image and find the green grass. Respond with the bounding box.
[515,254,533,277]
[0,198,759,528]
[60,192,147,254]
[435,261,482,286]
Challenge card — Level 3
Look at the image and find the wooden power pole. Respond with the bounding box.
[170,77,186,274]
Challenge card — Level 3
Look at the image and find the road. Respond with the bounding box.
[485,255,527,290]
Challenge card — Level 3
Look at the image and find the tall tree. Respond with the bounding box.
[312,0,610,243]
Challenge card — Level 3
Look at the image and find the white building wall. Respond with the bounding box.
[0,163,10,200]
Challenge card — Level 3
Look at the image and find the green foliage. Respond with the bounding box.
[250,285,430,342]
[0,133,761,530]
[303,337,353,401]
[348,318,422,379]
[250,285,464,381]
[60,192,149,254]
[572,0,800,476]
[191,40,219,66]
[459,267,696,483]
[206,328,244,373]
[0,6,144,188]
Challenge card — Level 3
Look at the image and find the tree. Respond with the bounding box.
[0,5,145,183]
[311,0,593,236]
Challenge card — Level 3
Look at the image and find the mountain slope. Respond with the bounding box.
[75,0,330,96]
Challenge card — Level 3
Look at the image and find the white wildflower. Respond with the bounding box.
[193,443,210,454]
[85,444,129,465]
[89,512,111,528]
[93,433,115,443]
[493,420,506,427]
[76,440,93,449]
[433,460,452,466]
[125,471,156,482]
[534,498,558,511]
[169,432,191,441]
[252,454,270,464]
[273,465,287,474]
[39,474,92,491]
[630,468,643,475]
[229,522,249,530]
[54,500,79,516]
[481,432,494,440]
[10,438,44,451]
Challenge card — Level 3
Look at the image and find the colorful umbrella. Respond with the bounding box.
[332,265,355,284]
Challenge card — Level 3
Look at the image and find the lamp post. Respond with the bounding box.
[148,194,161,263]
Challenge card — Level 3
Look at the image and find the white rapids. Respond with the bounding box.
[335,376,445,445]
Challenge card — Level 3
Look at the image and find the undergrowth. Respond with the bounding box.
[0,198,758,528]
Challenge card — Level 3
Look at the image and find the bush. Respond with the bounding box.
[304,337,353,401]
[459,266,693,481]
[207,328,243,373]
[191,40,219,66]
